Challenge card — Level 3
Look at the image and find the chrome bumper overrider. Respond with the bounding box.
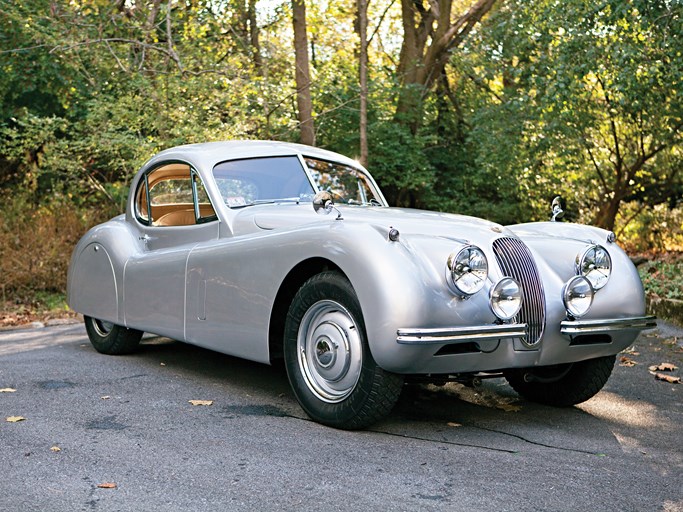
[396,324,527,345]
[560,315,657,335]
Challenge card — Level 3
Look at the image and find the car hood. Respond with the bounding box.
[231,204,515,244]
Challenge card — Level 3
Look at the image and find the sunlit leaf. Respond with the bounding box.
[648,363,678,372]
[6,416,26,422]
[650,372,681,384]
[97,483,117,489]
[189,400,213,406]
[0,388,17,393]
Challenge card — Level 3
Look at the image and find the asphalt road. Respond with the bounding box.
[1,321,681,512]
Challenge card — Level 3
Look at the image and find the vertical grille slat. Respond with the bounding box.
[492,237,546,346]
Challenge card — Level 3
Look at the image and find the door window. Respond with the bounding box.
[135,163,217,226]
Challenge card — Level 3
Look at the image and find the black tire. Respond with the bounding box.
[504,355,616,407]
[284,271,404,429]
[84,316,144,355]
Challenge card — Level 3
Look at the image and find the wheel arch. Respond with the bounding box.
[268,257,344,364]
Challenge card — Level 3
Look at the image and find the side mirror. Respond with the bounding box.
[551,196,564,222]
[312,191,343,220]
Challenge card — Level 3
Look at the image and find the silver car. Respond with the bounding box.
[67,141,656,429]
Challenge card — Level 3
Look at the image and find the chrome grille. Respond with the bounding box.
[492,237,546,346]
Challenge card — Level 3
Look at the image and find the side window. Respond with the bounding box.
[134,163,217,226]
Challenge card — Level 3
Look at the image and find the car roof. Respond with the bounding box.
[144,140,362,172]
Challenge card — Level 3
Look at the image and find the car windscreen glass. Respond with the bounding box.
[212,156,315,208]
[304,158,381,206]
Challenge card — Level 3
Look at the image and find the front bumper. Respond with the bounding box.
[397,323,527,345]
[560,315,657,335]
[396,315,657,346]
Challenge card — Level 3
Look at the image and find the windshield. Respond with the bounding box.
[212,156,315,208]
[305,158,383,206]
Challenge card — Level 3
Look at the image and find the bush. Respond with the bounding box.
[0,195,94,301]
[638,256,683,300]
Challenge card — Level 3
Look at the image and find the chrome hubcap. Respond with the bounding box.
[297,300,363,403]
[93,319,114,337]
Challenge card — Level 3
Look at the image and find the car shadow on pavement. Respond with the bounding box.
[124,335,632,457]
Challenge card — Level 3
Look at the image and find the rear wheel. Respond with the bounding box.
[284,271,403,429]
[504,355,616,406]
[84,316,143,355]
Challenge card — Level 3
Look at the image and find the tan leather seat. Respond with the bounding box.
[155,209,196,226]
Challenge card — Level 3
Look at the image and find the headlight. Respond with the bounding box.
[563,275,594,318]
[490,277,523,321]
[447,245,488,296]
[576,245,611,290]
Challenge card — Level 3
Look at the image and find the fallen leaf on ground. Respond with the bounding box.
[0,388,17,393]
[189,400,213,406]
[97,483,117,489]
[497,403,522,412]
[160,363,166,366]
[619,357,638,367]
[447,422,462,427]
[621,346,640,356]
[648,363,678,372]
[6,416,26,422]
[650,372,681,384]
[50,446,61,452]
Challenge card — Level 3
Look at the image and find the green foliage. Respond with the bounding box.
[639,260,683,300]
[0,0,682,303]
[457,0,683,230]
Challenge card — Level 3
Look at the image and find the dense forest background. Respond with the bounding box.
[1,0,682,301]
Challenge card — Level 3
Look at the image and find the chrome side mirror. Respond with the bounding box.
[551,196,564,222]
[312,191,343,220]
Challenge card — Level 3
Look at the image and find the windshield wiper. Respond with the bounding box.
[229,197,302,208]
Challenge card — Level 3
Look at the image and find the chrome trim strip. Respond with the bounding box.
[560,316,657,335]
[397,323,527,345]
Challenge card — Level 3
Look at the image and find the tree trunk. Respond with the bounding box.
[292,0,315,146]
[247,0,263,73]
[395,0,498,133]
[357,0,369,166]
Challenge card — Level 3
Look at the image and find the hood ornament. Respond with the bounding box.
[550,196,564,222]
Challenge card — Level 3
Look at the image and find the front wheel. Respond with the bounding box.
[84,316,143,355]
[504,355,616,407]
[284,271,403,429]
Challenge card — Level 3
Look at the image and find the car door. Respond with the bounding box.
[123,162,219,340]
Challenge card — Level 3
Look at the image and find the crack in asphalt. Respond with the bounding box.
[223,409,599,456]
[366,428,519,454]
[471,425,602,455]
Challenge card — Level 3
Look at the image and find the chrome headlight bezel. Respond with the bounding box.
[575,244,612,291]
[562,275,594,318]
[446,245,488,296]
[489,277,523,321]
